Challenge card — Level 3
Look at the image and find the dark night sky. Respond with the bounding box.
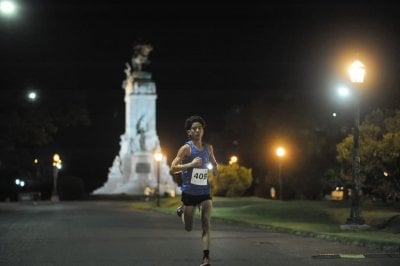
[1,0,400,183]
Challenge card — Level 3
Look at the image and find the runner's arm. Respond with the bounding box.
[208,144,219,177]
[170,144,201,174]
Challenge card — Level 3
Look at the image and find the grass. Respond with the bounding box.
[131,196,400,251]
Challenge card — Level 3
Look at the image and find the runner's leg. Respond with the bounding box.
[183,205,196,231]
[200,199,212,250]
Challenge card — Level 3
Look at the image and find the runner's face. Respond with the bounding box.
[188,122,204,140]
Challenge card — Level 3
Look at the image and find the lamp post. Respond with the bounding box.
[346,59,366,225]
[52,153,62,202]
[154,152,163,207]
[276,147,286,200]
[34,158,40,178]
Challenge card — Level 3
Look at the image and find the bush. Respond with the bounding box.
[210,164,253,197]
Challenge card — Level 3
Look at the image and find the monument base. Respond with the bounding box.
[94,152,177,196]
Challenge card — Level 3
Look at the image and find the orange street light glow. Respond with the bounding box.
[229,155,238,165]
[349,60,366,83]
[154,152,163,162]
[276,147,286,157]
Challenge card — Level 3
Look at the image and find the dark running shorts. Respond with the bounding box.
[181,192,212,206]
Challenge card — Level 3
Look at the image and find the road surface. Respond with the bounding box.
[0,201,398,265]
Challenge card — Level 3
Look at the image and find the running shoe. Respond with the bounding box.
[200,257,210,266]
[176,205,183,217]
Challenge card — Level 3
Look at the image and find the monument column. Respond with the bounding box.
[93,44,177,196]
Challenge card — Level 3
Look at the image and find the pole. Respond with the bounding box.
[278,161,283,200]
[347,90,364,224]
[156,160,160,207]
[51,166,59,202]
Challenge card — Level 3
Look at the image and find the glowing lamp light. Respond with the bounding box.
[0,1,17,15]
[154,152,163,162]
[52,153,62,169]
[338,86,350,98]
[276,147,286,158]
[15,179,25,187]
[207,163,213,170]
[349,60,366,83]
[53,154,60,163]
[27,91,37,101]
[229,155,238,165]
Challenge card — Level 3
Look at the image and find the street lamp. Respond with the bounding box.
[0,1,17,16]
[337,86,351,98]
[52,153,62,202]
[346,59,366,225]
[27,91,38,102]
[229,155,238,165]
[33,158,40,178]
[154,152,163,207]
[276,147,286,200]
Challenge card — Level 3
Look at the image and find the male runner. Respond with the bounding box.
[170,115,218,266]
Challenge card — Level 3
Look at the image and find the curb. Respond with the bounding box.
[312,253,400,259]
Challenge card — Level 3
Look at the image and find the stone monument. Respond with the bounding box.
[93,45,177,196]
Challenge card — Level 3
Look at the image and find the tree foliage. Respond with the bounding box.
[217,91,342,199]
[336,108,400,200]
[0,90,90,169]
[210,163,253,197]
[0,90,90,200]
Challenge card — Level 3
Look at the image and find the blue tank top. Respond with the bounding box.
[181,140,211,195]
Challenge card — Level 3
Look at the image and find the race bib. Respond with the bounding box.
[190,168,208,186]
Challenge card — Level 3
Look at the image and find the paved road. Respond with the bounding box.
[0,201,399,266]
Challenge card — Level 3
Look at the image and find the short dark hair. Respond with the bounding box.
[185,115,206,130]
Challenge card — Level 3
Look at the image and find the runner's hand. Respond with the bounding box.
[191,157,202,167]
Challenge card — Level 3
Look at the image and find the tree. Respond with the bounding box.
[217,90,344,199]
[336,108,400,201]
[210,163,253,197]
[0,89,90,199]
[0,90,89,159]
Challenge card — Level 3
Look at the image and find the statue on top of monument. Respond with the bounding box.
[131,44,153,72]
[123,44,153,91]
